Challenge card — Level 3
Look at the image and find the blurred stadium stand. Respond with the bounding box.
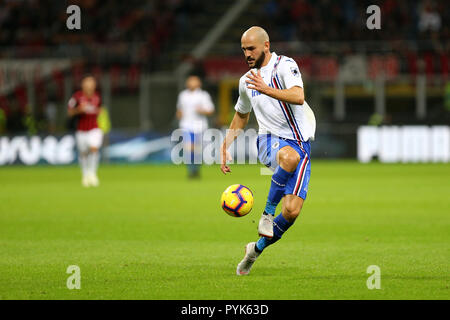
[0,0,449,161]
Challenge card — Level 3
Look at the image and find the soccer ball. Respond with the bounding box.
[221,184,254,217]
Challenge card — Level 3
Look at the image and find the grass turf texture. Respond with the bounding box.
[0,161,449,300]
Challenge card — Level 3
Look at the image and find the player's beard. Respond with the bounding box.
[248,51,265,69]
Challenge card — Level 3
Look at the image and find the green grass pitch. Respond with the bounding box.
[0,161,449,300]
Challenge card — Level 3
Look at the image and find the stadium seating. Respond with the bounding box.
[0,0,449,134]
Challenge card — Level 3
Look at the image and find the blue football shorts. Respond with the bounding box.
[182,130,203,164]
[183,130,202,146]
[256,134,311,200]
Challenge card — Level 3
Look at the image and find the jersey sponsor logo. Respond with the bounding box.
[82,103,97,114]
[251,90,261,97]
[251,82,274,98]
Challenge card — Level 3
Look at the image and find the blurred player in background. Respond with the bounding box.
[176,75,215,179]
[221,27,316,275]
[68,75,103,187]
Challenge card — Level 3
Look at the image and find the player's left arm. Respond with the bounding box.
[196,108,214,116]
[195,92,215,116]
[175,93,183,120]
[95,95,103,114]
[246,69,304,105]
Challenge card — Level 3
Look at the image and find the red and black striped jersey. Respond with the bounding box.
[68,90,102,131]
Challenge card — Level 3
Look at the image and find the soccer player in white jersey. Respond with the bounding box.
[176,75,215,178]
[220,26,316,275]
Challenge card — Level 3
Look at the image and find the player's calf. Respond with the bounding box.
[85,147,100,187]
[255,195,304,253]
[282,195,304,223]
[259,146,300,237]
[255,211,294,253]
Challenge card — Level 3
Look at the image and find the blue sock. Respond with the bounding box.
[188,163,199,174]
[255,212,294,252]
[187,147,201,175]
[190,148,195,164]
[264,166,294,215]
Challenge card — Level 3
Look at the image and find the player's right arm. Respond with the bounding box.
[220,77,252,174]
[175,92,183,120]
[67,94,85,117]
[220,111,250,174]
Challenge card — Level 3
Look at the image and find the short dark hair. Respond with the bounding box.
[82,74,96,82]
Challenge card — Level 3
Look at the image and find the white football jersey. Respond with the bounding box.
[234,52,316,141]
[177,88,215,133]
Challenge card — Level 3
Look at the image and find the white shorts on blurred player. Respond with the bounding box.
[75,128,103,153]
[75,128,103,187]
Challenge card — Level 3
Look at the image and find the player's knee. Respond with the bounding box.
[279,150,300,172]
